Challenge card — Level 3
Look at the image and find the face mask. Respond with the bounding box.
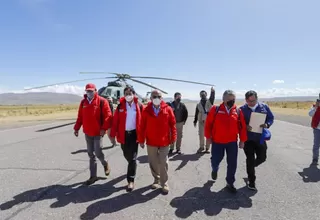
[201,94,206,100]
[152,98,161,106]
[249,103,258,110]
[226,100,235,108]
[86,91,94,99]
[176,98,181,103]
[125,95,133,102]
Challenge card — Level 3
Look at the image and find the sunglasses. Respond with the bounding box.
[152,96,161,99]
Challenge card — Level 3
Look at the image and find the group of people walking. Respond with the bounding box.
[73,82,319,195]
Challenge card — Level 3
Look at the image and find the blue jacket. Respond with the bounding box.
[240,102,274,142]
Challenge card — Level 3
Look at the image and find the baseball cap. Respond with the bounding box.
[85,83,96,91]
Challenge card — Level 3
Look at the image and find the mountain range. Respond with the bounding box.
[0,92,318,105]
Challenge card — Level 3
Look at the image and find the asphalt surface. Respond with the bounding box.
[0,103,319,220]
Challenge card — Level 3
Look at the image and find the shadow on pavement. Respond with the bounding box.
[298,164,320,182]
[169,153,205,170]
[79,185,162,220]
[71,145,115,154]
[0,175,126,211]
[136,155,148,164]
[170,179,257,218]
[35,122,75,132]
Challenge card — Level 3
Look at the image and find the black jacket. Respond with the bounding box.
[167,101,188,123]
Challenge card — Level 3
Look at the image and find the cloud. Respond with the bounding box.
[1,85,320,100]
[232,81,236,84]
[273,80,284,84]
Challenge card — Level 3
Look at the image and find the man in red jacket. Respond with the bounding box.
[110,86,143,192]
[205,89,247,193]
[139,90,177,194]
[309,97,320,165]
[74,83,113,185]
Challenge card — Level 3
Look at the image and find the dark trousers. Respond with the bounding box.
[244,140,267,183]
[211,141,238,185]
[121,130,138,183]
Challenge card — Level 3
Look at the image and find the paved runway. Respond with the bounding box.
[0,103,319,220]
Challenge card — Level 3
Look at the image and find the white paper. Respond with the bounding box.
[249,112,267,134]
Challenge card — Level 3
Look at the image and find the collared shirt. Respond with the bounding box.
[224,105,231,114]
[126,102,136,131]
[87,97,93,104]
[153,105,160,116]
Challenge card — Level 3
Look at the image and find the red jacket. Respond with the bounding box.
[74,93,112,136]
[205,103,247,144]
[110,96,143,144]
[138,101,177,147]
[311,105,320,128]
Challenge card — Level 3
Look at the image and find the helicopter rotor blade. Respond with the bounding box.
[130,76,214,86]
[128,78,168,94]
[24,77,117,90]
[79,72,120,75]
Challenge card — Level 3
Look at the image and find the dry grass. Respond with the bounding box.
[0,104,79,124]
[262,101,314,116]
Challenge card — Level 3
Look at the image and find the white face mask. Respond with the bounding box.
[125,95,133,102]
[152,98,161,106]
[249,103,258,110]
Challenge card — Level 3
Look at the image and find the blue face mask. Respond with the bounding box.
[86,91,94,99]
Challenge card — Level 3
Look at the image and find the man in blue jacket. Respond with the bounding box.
[240,90,274,191]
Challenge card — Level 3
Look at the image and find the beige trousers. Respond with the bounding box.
[147,146,169,187]
[170,122,184,150]
[198,120,210,150]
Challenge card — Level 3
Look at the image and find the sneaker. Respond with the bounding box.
[84,176,98,185]
[247,182,257,191]
[226,184,237,193]
[205,148,210,154]
[176,150,181,154]
[211,171,217,181]
[169,149,174,155]
[151,180,160,189]
[104,163,111,176]
[312,159,318,165]
[162,185,169,194]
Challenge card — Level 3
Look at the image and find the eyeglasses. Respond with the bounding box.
[152,96,161,99]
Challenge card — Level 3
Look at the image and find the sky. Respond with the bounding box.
[0,0,320,100]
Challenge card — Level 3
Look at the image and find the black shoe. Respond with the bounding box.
[247,182,257,191]
[104,163,110,176]
[211,171,217,181]
[176,150,181,154]
[312,159,318,165]
[84,176,98,185]
[226,184,237,193]
[169,149,174,155]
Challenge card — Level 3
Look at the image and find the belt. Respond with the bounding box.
[125,129,136,134]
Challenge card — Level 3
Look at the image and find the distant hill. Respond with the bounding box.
[0,92,82,105]
[0,92,317,105]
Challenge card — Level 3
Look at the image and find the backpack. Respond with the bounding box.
[81,98,105,126]
[214,105,242,129]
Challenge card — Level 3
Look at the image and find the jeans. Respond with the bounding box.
[313,129,320,160]
[211,142,238,185]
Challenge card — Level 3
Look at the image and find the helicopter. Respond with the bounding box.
[24,72,214,105]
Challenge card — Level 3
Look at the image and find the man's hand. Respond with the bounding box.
[247,125,252,131]
[110,137,116,145]
[239,141,244,149]
[260,123,268,128]
[206,138,212,145]
[100,129,106,137]
[140,143,145,149]
[74,130,78,137]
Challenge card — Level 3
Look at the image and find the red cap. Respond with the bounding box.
[85,83,96,91]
